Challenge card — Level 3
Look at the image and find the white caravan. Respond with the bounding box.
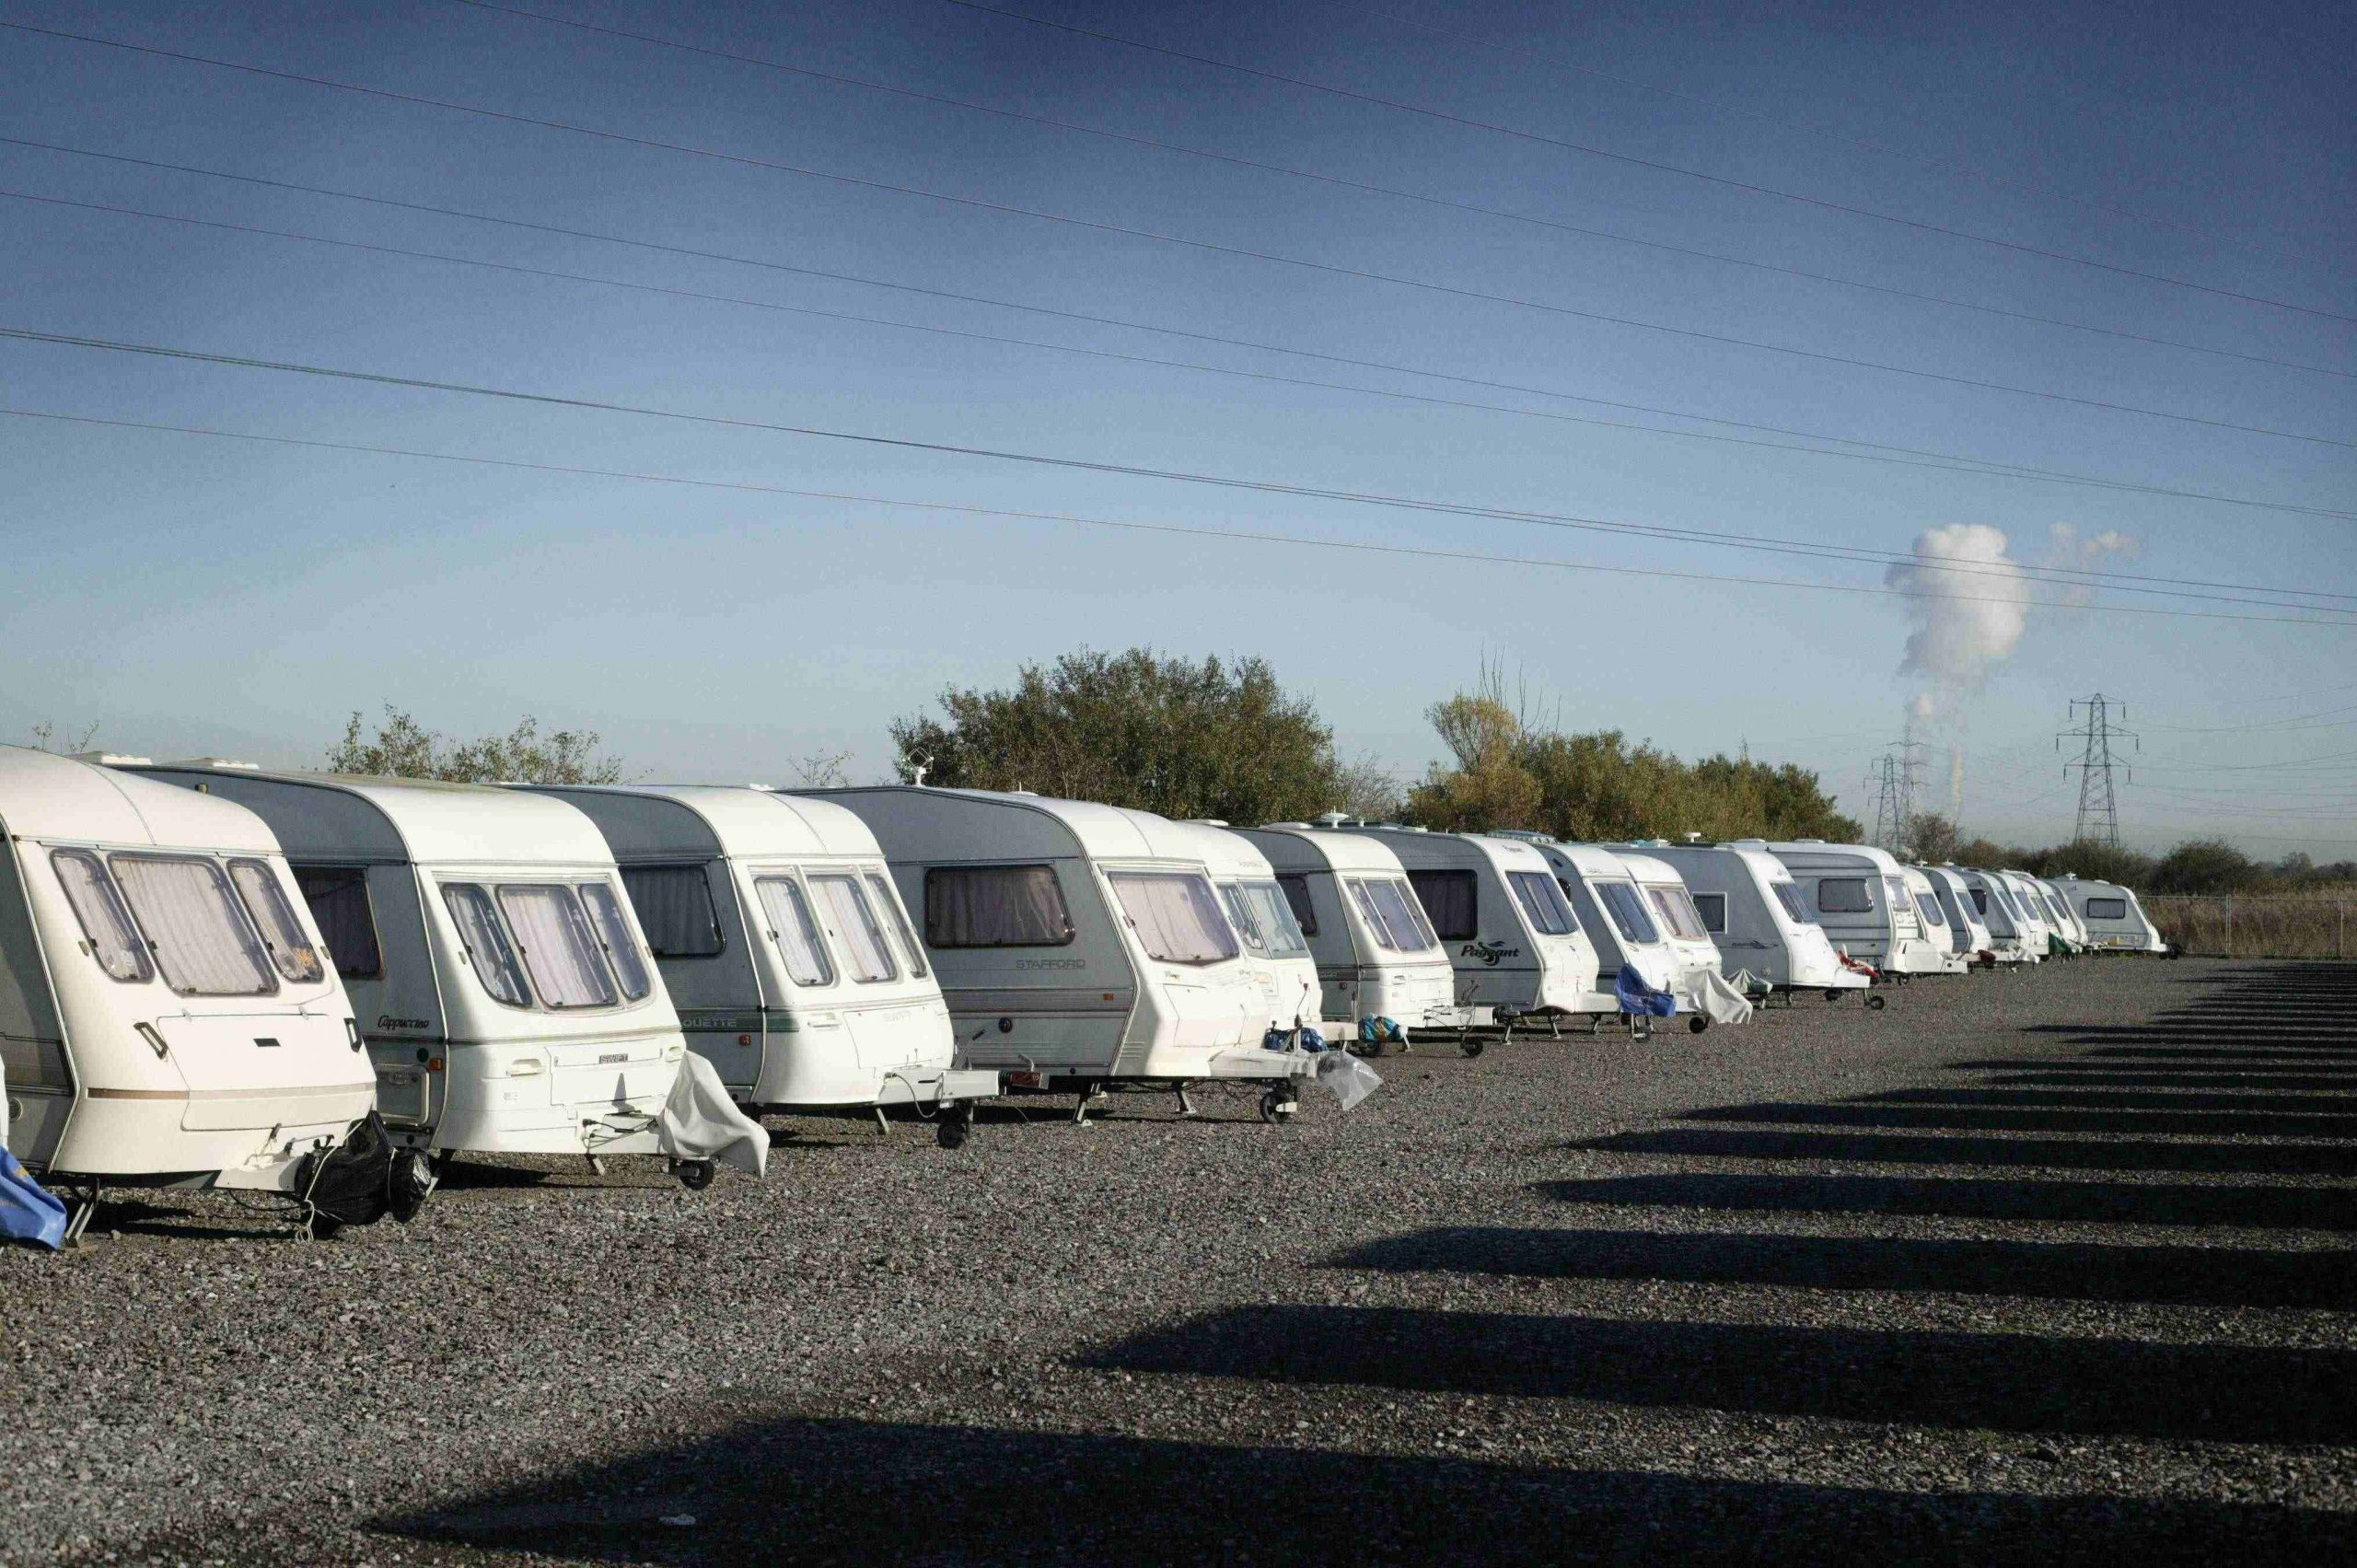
[522,784,997,1145]
[816,787,1317,1121]
[1920,866,1996,962]
[2055,876,2170,953]
[1236,826,1455,1040]
[1353,828,1609,1028]
[1954,867,2041,963]
[1625,842,1871,1001]
[1991,869,2059,956]
[1752,842,1949,977]
[2030,876,2092,950]
[128,763,705,1183]
[1899,866,1972,973]
[1175,823,1322,1040]
[1533,841,1679,993]
[0,749,377,1239]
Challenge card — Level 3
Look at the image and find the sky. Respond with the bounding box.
[2,0,2351,855]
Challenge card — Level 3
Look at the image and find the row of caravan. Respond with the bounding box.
[0,747,2168,1244]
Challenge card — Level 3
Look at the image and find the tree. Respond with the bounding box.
[787,748,852,788]
[1901,812,1961,865]
[889,648,1349,822]
[1331,751,1404,822]
[2149,838,2262,895]
[29,720,100,754]
[327,707,623,784]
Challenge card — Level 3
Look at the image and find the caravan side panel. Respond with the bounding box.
[0,836,71,1164]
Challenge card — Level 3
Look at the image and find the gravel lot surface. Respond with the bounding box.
[6,957,2354,1564]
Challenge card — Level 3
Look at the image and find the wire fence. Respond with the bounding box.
[2144,893,2355,959]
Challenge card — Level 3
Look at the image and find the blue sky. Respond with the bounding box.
[3,0,2351,854]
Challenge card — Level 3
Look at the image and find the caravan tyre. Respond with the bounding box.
[1460,1038,1486,1059]
[1259,1088,1295,1124]
[1688,1016,1710,1035]
[675,1159,715,1192]
[936,1107,973,1150]
[1866,993,1888,1011]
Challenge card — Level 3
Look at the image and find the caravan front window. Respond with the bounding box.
[577,882,654,1001]
[620,865,725,958]
[1108,871,1238,965]
[866,873,929,979]
[1236,881,1309,958]
[1407,870,1479,942]
[1507,871,1577,936]
[296,866,382,978]
[1643,884,1708,943]
[110,854,277,997]
[497,886,620,1009]
[924,865,1075,948]
[441,884,530,1005]
[1916,893,1948,931]
[1770,883,1812,925]
[754,876,835,986]
[228,860,326,983]
[1595,881,1661,945]
[1364,879,1436,952]
[811,874,899,983]
[51,850,153,983]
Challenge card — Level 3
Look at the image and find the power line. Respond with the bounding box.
[933,0,2357,326]
[11,136,2349,525]
[3,333,2349,631]
[1363,5,2330,261]
[6,22,2349,448]
[440,0,2351,381]
[2060,694,2135,846]
[12,186,2348,618]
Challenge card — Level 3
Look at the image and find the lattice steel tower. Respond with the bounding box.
[2060,694,2136,846]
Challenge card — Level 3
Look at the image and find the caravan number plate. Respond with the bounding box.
[598,1051,628,1065]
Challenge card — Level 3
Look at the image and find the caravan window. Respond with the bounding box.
[228,860,326,983]
[1235,881,1309,959]
[1276,874,1318,937]
[1347,879,1400,950]
[1770,883,1812,925]
[1108,871,1238,965]
[1407,869,1479,942]
[1507,871,1577,936]
[1595,881,1661,945]
[924,865,1075,948]
[296,866,382,978]
[620,865,725,958]
[578,882,654,1001]
[498,886,620,1009]
[753,876,835,986]
[811,874,899,983]
[1691,892,1729,935]
[1644,884,1709,943]
[2086,897,2128,920]
[110,854,277,997]
[1356,878,1436,953]
[1390,880,1440,949]
[866,873,929,979]
[1816,878,1873,913]
[1916,893,1949,931]
[441,884,531,1005]
[1968,887,1990,916]
[50,849,153,983]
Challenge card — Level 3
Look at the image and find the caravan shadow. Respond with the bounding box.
[1675,1101,2357,1137]
[1864,1088,2357,1114]
[1538,1173,2357,1230]
[1986,1072,2357,1090]
[369,1414,2357,1565]
[1575,1128,2357,1177]
[1086,1306,2357,1443]
[1334,1226,2357,1309]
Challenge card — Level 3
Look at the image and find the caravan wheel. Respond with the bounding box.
[675,1159,716,1192]
[1866,994,1888,1011]
[1259,1088,1297,1124]
[936,1103,974,1149]
[1688,1016,1710,1035]
[1460,1038,1486,1058]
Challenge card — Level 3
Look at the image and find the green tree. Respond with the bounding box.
[889,649,1347,822]
[327,707,623,784]
[2149,838,2262,895]
[1902,812,1962,865]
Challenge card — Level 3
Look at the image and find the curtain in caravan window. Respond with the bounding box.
[1407,869,1479,941]
[1107,872,1238,964]
[578,882,653,1001]
[811,874,898,983]
[110,854,276,997]
[1275,875,1318,937]
[754,876,834,986]
[923,865,1074,948]
[1643,884,1707,943]
[51,850,153,983]
[866,873,929,979]
[620,865,724,958]
[497,886,619,1008]
[228,860,326,983]
[442,884,531,1005]
[296,866,381,978]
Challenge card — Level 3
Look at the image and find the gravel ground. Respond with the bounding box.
[6,957,2354,1565]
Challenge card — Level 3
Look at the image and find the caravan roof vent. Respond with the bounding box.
[1682,832,1703,842]
[746,783,777,791]
[74,751,155,766]
[1264,821,1315,830]
[1183,818,1231,828]
[1313,811,1351,828]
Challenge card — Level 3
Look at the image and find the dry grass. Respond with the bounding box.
[2145,889,2357,958]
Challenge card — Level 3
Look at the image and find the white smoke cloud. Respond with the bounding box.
[2041,522,2142,605]
[1885,523,2033,721]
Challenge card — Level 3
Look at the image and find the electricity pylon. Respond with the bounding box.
[2059,694,2136,847]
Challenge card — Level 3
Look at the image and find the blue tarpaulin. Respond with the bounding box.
[1615,964,1678,1018]
[0,1147,67,1250]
